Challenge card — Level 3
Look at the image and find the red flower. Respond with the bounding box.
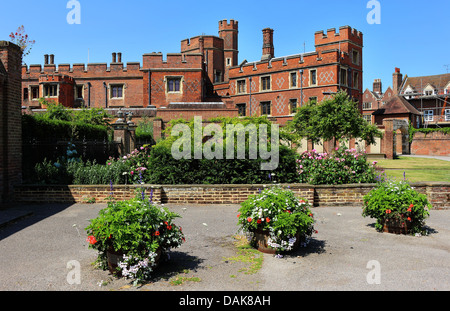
[247,217,252,222]
[407,217,412,221]
[154,231,160,236]
[409,204,414,208]
[266,217,270,223]
[237,213,241,218]
[86,235,97,245]
[386,209,392,214]
[407,207,412,212]
[257,219,262,224]
[167,225,172,230]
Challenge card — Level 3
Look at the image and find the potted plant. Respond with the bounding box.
[237,186,316,255]
[85,193,185,285]
[362,179,431,235]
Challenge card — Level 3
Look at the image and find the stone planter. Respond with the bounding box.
[106,247,163,275]
[382,218,410,235]
[253,229,303,254]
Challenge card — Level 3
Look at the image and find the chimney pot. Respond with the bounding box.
[118,52,122,63]
[112,52,117,63]
[49,54,54,65]
[261,28,274,61]
[44,54,49,65]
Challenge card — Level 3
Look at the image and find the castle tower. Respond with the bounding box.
[218,19,238,81]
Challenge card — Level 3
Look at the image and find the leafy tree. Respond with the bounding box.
[286,91,383,147]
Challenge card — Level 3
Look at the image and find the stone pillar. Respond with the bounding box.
[127,112,137,152]
[0,41,23,203]
[113,109,128,156]
[382,119,394,159]
[153,118,164,142]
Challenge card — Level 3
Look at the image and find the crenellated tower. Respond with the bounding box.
[218,19,238,81]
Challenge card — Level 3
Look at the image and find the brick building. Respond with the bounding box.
[367,68,450,128]
[20,20,363,125]
[1,41,22,203]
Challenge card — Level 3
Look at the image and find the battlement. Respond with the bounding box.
[181,35,224,53]
[315,26,363,48]
[142,52,203,70]
[22,61,142,78]
[218,19,238,31]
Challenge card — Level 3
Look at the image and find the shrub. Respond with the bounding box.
[296,147,377,185]
[85,193,185,285]
[362,179,431,235]
[237,186,315,254]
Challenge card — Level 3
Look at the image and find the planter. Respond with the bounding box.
[253,229,303,254]
[382,218,410,235]
[106,247,163,275]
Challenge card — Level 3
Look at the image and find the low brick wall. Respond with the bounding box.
[13,182,450,209]
[411,132,450,156]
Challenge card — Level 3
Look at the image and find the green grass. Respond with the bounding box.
[373,156,450,182]
[223,235,263,275]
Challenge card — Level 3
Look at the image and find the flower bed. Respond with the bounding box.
[237,186,316,256]
[362,179,431,235]
[85,192,185,285]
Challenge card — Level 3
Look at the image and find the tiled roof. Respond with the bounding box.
[372,95,422,115]
[401,73,450,93]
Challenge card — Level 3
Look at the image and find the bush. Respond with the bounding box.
[362,179,431,235]
[296,147,377,185]
[85,194,185,285]
[237,186,315,254]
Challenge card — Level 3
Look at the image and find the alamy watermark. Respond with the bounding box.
[170,116,280,171]
[366,260,381,285]
[67,0,81,25]
[367,0,381,24]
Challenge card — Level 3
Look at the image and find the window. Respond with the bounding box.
[290,72,297,88]
[167,78,181,93]
[214,71,222,83]
[31,86,39,99]
[43,84,58,97]
[310,69,317,86]
[363,102,372,110]
[237,80,246,94]
[424,110,434,122]
[236,103,246,116]
[445,109,450,122]
[363,114,372,123]
[261,101,271,115]
[424,90,433,96]
[23,88,29,100]
[261,76,271,91]
[309,97,317,104]
[445,88,449,95]
[76,85,83,99]
[353,72,359,89]
[110,85,124,98]
[289,99,298,114]
[352,50,360,65]
[340,68,347,86]
[226,58,232,66]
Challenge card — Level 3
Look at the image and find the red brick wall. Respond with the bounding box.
[411,132,450,156]
[0,41,22,203]
[14,182,450,210]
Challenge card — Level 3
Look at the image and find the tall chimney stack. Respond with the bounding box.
[393,67,403,94]
[44,54,49,65]
[261,28,274,61]
[49,54,54,65]
[117,52,122,63]
[112,52,117,63]
[373,79,382,94]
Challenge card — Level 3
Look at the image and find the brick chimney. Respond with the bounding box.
[393,67,403,94]
[373,79,382,94]
[261,28,274,61]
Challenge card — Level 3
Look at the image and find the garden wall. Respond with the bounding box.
[14,182,450,210]
[411,132,450,156]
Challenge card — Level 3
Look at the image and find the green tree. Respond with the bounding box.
[286,91,383,148]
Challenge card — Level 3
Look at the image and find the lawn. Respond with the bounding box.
[373,156,450,183]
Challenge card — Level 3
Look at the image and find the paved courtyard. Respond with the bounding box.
[1,202,449,292]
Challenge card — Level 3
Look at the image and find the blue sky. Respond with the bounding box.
[1,0,449,91]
